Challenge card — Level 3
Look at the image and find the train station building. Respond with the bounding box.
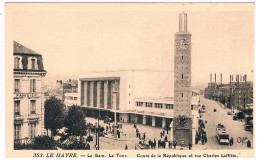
[78,70,200,129]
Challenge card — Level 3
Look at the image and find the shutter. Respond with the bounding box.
[30,79,32,92]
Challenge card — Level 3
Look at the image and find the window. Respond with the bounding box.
[182,93,184,97]
[74,97,78,100]
[14,57,20,69]
[182,73,184,79]
[30,79,36,92]
[30,100,36,114]
[14,101,20,115]
[14,125,21,140]
[182,56,184,60]
[145,102,153,108]
[31,59,36,70]
[136,102,143,106]
[14,79,20,92]
[29,123,36,139]
[166,104,173,109]
[155,103,163,108]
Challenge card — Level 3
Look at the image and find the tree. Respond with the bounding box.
[44,96,65,136]
[64,105,87,137]
[32,136,58,150]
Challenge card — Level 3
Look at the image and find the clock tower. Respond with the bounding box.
[172,12,192,146]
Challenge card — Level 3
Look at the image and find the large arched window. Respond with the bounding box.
[14,57,20,69]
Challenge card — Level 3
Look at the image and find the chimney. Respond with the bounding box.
[220,73,222,85]
[232,74,233,81]
[215,73,216,83]
[240,75,242,82]
[245,74,247,83]
[230,74,232,86]
[210,74,212,83]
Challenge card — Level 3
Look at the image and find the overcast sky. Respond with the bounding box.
[7,3,254,86]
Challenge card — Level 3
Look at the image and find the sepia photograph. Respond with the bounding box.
[4,1,255,158]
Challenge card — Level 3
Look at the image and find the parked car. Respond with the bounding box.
[227,111,232,115]
[244,124,252,131]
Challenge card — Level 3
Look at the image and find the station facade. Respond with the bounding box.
[78,70,200,129]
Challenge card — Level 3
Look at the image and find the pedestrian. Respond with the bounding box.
[135,146,137,150]
[163,130,165,136]
[169,141,171,149]
[154,139,156,148]
[195,136,198,144]
[160,132,163,138]
[189,143,192,150]
[106,126,108,132]
[165,135,168,142]
[163,141,166,148]
[143,133,146,140]
[85,142,90,150]
[247,140,251,148]
[125,144,128,150]
[173,140,177,149]
[181,141,184,149]
[230,137,233,146]
[117,130,120,138]
[205,136,207,143]
[167,128,169,134]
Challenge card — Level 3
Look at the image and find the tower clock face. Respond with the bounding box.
[176,37,190,51]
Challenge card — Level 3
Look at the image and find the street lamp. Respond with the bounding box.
[95,109,101,150]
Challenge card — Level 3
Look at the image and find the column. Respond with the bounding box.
[97,81,101,108]
[90,81,94,107]
[113,93,117,110]
[84,81,87,106]
[162,118,166,128]
[104,81,108,109]
[134,114,138,123]
[152,117,156,127]
[143,115,146,125]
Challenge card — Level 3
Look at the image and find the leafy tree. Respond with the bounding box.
[32,136,57,150]
[64,105,87,137]
[44,96,65,136]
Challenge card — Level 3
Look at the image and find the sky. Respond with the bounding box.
[6,3,254,87]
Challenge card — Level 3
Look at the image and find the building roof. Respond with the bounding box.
[13,41,40,55]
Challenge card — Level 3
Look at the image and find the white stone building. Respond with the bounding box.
[13,41,47,144]
[78,70,200,129]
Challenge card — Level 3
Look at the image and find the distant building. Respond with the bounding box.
[55,79,78,100]
[64,92,79,111]
[204,74,253,111]
[13,41,47,144]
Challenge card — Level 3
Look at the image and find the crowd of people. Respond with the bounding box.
[133,123,190,150]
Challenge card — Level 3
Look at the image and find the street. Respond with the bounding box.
[198,96,253,150]
[83,96,253,150]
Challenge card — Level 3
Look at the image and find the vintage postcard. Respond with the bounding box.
[5,2,254,158]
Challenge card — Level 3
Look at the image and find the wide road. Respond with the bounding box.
[200,96,253,150]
